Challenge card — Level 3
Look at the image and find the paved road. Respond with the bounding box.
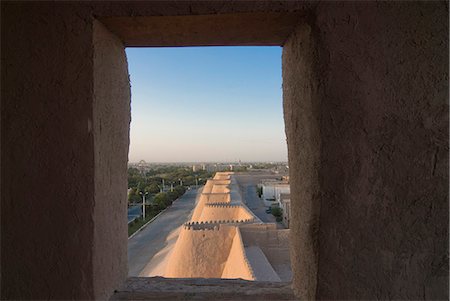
[128,205,142,223]
[128,188,200,276]
[234,172,285,224]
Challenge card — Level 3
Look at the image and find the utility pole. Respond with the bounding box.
[162,179,165,191]
[139,191,149,220]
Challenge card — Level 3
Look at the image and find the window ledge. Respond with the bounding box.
[111,277,297,300]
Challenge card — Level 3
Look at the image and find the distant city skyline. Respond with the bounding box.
[128,160,288,164]
[126,46,287,163]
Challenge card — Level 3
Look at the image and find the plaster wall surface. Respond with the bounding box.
[166,174,261,280]
[211,185,231,194]
[190,193,230,222]
[213,179,231,184]
[90,1,310,20]
[100,12,304,47]
[207,179,231,185]
[164,226,237,278]
[240,225,291,269]
[1,3,96,299]
[284,2,448,299]
[198,205,254,222]
[283,22,321,301]
[191,176,234,221]
[2,3,134,299]
[0,2,308,298]
[112,277,297,301]
[92,20,130,299]
[202,181,231,193]
[2,1,448,300]
[313,3,448,299]
[214,172,233,180]
[221,228,255,280]
[203,194,231,204]
[244,246,281,282]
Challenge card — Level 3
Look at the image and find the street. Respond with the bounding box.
[128,187,200,276]
[234,172,286,225]
[128,205,141,223]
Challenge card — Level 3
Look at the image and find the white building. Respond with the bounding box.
[260,180,290,207]
[279,193,291,228]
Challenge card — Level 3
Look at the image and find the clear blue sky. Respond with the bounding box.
[126,46,287,163]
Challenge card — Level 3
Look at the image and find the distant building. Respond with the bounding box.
[279,193,291,228]
[205,164,216,172]
[260,179,290,207]
[192,164,206,172]
[204,164,230,172]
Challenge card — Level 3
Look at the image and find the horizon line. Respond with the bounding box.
[127,161,288,164]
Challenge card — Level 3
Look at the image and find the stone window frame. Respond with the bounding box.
[93,12,319,300]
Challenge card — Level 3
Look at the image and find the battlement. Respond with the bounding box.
[183,225,221,231]
[183,218,255,230]
[166,172,259,281]
[204,203,242,208]
[197,203,255,223]
[213,172,233,180]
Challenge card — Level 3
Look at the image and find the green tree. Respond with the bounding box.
[154,192,170,209]
[271,207,283,218]
[173,186,186,197]
[145,183,160,194]
[128,188,141,204]
[167,191,178,202]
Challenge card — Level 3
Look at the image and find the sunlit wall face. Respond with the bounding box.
[126,46,287,163]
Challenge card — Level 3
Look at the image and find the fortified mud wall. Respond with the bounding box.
[213,173,232,181]
[184,219,255,230]
[202,180,231,194]
[211,185,231,194]
[190,193,232,222]
[222,228,255,280]
[240,224,291,269]
[166,172,258,280]
[165,226,245,278]
[203,194,231,204]
[191,173,254,223]
[198,204,254,222]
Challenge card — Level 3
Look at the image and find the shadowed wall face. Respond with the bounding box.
[1,3,96,299]
[284,2,448,300]
[1,4,131,300]
[283,23,321,301]
[314,3,448,300]
[92,20,130,299]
